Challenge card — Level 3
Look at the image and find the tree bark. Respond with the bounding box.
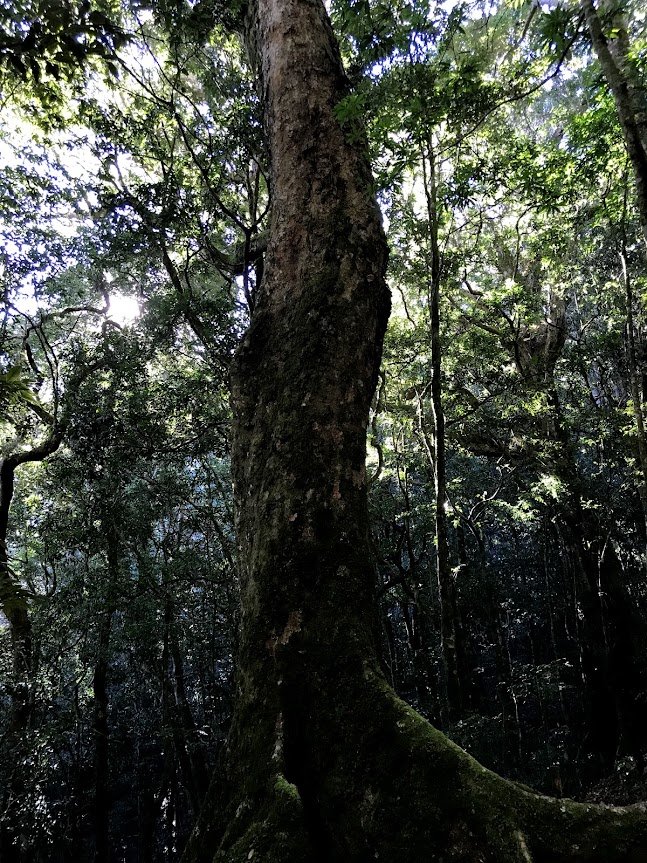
[619,225,647,548]
[183,2,647,860]
[422,134,463,724]
[0,433,61,863]
[581,0,647,246]
[93,608,113,863]
[0,434,61,717]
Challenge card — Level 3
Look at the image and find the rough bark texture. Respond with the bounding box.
[183,2,647,860]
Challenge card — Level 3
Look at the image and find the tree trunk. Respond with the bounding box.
[423,134,463,724]
[581,0,647,246]
[93,608,113,863]
[183,2,647,860]
[0,435,61,861]
[0,436,61,727]
[548,385,647,770]
[620,231,647,548]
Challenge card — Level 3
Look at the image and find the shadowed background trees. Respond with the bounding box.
[2,0,647,859]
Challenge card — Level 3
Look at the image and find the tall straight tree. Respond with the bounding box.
[183,1,647,860]
[580,0,647,246]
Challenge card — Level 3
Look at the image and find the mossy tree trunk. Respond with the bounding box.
[183,1,647,860]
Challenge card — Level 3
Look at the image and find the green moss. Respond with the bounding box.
[274,774,300,802]
[214,778,312,863]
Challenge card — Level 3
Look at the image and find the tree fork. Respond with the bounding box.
[183,1,647,860]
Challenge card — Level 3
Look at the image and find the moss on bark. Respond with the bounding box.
[182,1,647,861]
[212,779,312,863]
[188,659,647,861]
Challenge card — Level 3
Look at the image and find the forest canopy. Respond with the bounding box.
[2,0,647,860]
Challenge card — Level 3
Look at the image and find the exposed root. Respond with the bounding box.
[185,662,647,863]
[213,776,313,863]
[516,830,533,862]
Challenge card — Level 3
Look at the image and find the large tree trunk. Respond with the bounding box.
[183,2,647,860]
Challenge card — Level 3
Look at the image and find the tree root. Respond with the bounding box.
[185,662,647,863]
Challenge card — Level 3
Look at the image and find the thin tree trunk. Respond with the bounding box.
[171,633,210,803]
[422,135,463,723]
[0,433,62,861]
[546,379,647,768]
[162,594,208,817]
[0,433,61,726]
[620,229,647,546]
[581,0,647,245]
[93,609,113,863]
